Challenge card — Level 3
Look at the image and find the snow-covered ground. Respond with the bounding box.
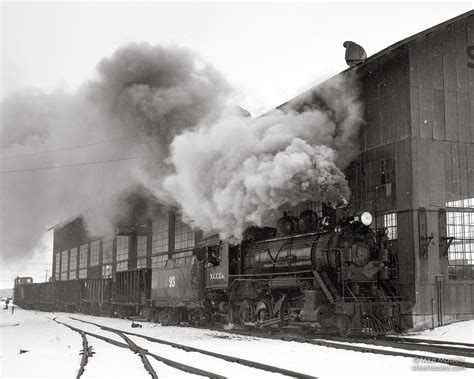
[1,305,472,378]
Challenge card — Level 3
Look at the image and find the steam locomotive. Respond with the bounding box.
[14,210,411,337]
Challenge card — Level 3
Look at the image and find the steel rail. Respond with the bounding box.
[113,330,158,379]
[173,322,474,370]
[69,316,317,378]
[50,318,91,379]
[381,335,474,348]
[54,318,224,378]
[315,335,474,358]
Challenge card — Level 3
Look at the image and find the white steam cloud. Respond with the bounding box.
[163,75,363,239]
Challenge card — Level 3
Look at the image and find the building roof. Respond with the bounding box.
[354,10,472,69]
[277,10,472,109]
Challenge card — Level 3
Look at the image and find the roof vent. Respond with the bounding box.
[343,41,367,67]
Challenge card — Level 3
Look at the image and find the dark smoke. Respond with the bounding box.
[0,43,230,266]
[0,42,363,274]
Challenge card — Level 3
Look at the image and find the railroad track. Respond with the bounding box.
[51,318,93,379]
[66,316,317,378]
[173,322,474,370]
[53,318,223,378]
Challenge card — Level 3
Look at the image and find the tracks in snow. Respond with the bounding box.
[60,317,315,379]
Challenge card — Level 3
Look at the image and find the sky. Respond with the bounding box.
[0,1,472,288]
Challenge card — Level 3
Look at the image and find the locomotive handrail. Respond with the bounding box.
[229,269,313,277]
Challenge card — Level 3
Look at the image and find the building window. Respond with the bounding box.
[70,247,78,271]
[446,200,474,280]
[90,240,100,267]
[102,264,112,278]
[172,250,192,267]
[137,258,147,269]
[116,261,128,272]
[79,243,88,268]
[151,254,167,269]
[79,268,87,278]
[137,235,147,257]
[55,252,61,276]
[152,215,168,255]
[373,212,398,240]
[69,270,76,280]
[61,250,68,275]
[102,238,113,264]
[175,214,195,250]
[383,213,398,240]
[116,236,129,262]
[61,271,68,281]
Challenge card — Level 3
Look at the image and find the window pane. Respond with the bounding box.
[175,214,195,250]
[61,250,68,273]
[102,264,112,278]
[90,240,100,267]
[446,199,474,280]
[116,236,129,262]
[70,247,78,270]
[137,236,147,257]
[102,238,114,264]
[116,261,128,272]
[79,243,88,268]
[137,258,147,269]
[152,215,169,255]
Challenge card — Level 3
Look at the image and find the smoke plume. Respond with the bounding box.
[0,42,362,273]
[0,43,230,265]
[163,75,363,239]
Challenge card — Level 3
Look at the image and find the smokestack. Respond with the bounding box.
[343,41,367,67]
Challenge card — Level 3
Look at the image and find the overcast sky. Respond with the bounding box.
[0,1,472,288]
[2,1,472,115]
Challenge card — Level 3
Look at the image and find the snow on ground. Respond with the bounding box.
[1,307,473,378]
[404,320,474,343]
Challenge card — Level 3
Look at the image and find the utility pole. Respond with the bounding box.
[45,270,49,282]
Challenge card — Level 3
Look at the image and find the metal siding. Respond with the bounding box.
[398,86,411,139]
[455,19,469,94]
[432,89,446,140]
[460,143,469,196]
[409,85,420,138]
[444,142,453,201]
[430,31,444,90]
[429,141,446,207]
[416,36,432,88]
[419,87,433,139]
[442,24,458,92]
[458,93,471,142]
[451,142,461,197]
[395,139,413,209]
[445,91,458,141]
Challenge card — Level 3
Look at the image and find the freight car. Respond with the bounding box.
[14,210,412,336]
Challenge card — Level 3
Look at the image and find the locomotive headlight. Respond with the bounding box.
[361,212,373,226]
